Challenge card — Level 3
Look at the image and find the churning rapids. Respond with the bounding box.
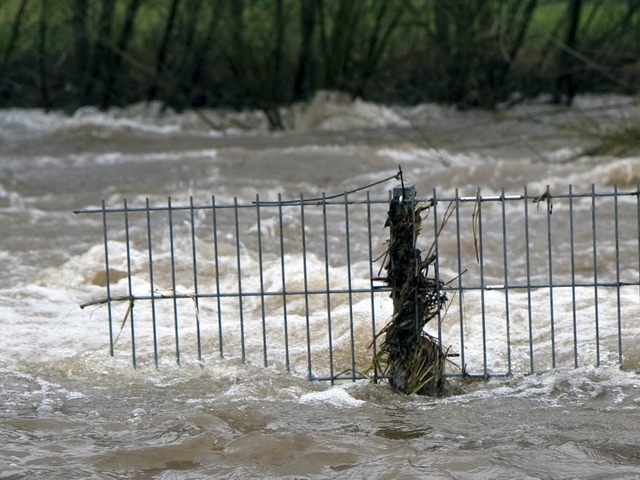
[1,93,639,479]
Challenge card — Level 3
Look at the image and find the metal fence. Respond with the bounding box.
[75,182,640,380]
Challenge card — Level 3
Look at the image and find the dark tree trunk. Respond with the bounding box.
[1,0,29,75]
[100,0,143,108]
[184,0,223,109]
[318,0,364,91]
[353,0,404,98]
[495,0,538,89]
[71,0,89,105]
[226,0,248,100]
[265,0,286,129]
[38,0,51,110]
[147,0,181,101]
[162,0,204,109]
[293,0,317,100]
[270,0,285,101]
[555,0,582,105]
[83,0,116,106]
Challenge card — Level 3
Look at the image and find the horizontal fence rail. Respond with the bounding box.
[75,183,640,380]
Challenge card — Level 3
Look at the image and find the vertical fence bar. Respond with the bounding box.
[300,193,312,379]
[591,185,600,366]
[124,198,137,368]
[190,196,202,362]
[366,191,378,382]
[614,183,622,364]
[211,195,224,358]
[500,188,512,375]
[344,193,356,381]
[637,183,640,369]
[256,194,268,367]
[545,185,556,368]
[432,188,443,347]
[278,193,290,372]
[476,188,488,376]
[523,186,534,373]
[233,197,246,363]
[168,197,180,366]
[569,185,578,368]
[101,200,115,357]
[145,198,159,368]
[322,193,334,383]
[454,189,466,373]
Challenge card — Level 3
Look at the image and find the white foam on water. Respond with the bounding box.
[0,104,249,143]
[287,90,411,130]
[571,93,639,111]
[4,94,419,142]
[0,108,70,139]
[299,385,366,407]
[0,107,173,139]
[71,105,184,135]
[0,224,384,380]
[567,156,640,189]
[395,102,460,123]
[436,364,640,411]
[376,146,487,168]
[0,285,105,364]
[68,148,219,167]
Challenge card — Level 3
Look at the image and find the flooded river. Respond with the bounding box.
[1,93,639,478]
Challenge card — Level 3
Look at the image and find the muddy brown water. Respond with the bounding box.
[1,95,639,479]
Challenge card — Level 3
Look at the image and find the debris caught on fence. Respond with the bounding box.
[372,177,453,396]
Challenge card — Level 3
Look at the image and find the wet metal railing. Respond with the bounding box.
[75,183,640,379]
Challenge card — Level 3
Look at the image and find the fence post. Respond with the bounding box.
[388,184,418,315]
[378,183,447,395]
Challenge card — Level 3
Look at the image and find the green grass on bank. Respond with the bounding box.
[528,0,640,45]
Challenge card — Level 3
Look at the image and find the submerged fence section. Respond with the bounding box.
[75,183,640,379]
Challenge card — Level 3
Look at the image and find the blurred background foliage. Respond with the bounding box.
[0,0,638,127]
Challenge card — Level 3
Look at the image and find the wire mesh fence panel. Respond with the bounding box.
[75,183,640,379]
[431,185,640,377]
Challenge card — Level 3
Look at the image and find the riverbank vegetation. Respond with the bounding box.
[0,0,638,128]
